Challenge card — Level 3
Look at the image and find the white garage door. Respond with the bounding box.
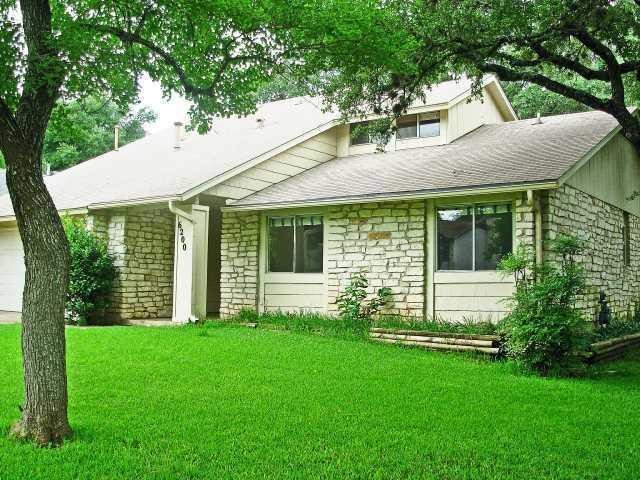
[0,228,25,312]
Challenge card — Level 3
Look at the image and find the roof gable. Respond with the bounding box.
[227,110,621,209]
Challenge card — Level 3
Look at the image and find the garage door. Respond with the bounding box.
[0,228,25,312]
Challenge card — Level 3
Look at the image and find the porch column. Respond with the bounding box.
[171,204,209,323]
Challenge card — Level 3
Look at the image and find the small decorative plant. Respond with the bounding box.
[336,270,392,321]
[498,234,589,375]
[64,217,118,325]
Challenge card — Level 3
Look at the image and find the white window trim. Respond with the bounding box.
[265,212,326,274]
[435,201,515,273]
[396,112,441,141]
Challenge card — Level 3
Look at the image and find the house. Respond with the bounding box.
[0,75,638,323]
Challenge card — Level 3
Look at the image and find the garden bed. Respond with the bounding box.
[369,327,501,355]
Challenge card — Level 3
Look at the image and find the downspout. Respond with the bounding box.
[168,200,193,222]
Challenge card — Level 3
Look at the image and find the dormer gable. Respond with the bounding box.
[336,75,516,157]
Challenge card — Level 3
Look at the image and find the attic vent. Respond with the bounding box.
[256,118,265,129]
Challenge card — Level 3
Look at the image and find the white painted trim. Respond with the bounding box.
[0,207,89,223]
[180,120,341,200]
[425,199,436,319]
[258,206,329,314]
[223,182,558,212]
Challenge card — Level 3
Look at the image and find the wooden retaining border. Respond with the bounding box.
[587,333,640,363]
[369,328,501,355]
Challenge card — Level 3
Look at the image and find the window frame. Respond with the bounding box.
[266,213,325,274]
[435,202,515,272]
[396,111,441,140]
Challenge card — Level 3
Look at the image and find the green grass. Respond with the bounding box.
[1,323,640,479]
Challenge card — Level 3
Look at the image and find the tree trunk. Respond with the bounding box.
[5,146,71,445]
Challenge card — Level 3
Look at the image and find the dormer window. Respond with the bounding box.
[396,112,440,140]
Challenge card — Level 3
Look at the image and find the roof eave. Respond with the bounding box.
[222,180,558,212]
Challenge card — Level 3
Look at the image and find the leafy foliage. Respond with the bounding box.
[232,309,372,339]
[336,271,392,321]
[0,96,154,171]
[280,0,640,150]
[374,315,499,336]
[63,217,117,325]
[498,235,590,375]
[43,96,155,171]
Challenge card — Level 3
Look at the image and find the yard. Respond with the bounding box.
[1,323,640,479]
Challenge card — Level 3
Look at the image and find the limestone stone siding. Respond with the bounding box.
[514,194,536,252]
[542,184,640,316]
[219,211,259,317]
[326,201,426,317]
[87,207,174,320]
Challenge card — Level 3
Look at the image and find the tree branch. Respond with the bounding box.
[480,62,611,111]
[568,26,625,103]
[83,24,265,100]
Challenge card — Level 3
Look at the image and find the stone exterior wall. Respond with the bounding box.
[542,184,640,316]
[87,207,174,320]
[326,201,425,317]
[219,211,259,317]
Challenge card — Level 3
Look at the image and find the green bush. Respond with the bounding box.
[498,235,589,375]
[64,217,118,325]
[336,270,392,321]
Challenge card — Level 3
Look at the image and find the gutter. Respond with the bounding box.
[222,181,558,212]
[168,200,194,222]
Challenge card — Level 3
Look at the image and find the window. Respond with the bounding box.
[268,215,323,273]
[396,114,418,139]
[396,112,441,140]
[350,121,374,145]
[623,211,631,267]
[419,112,440,138]
[437,204,512,271]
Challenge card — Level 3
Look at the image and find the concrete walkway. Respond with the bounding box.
[0,311,21,324]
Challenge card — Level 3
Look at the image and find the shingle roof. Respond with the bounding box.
[229,110,621,209]
[0,76,501,219]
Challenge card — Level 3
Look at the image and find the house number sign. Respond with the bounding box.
[178,221,187,252]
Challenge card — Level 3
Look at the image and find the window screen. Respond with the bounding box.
[268,215,324,273]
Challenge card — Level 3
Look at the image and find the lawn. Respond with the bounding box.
[1,323,640,479]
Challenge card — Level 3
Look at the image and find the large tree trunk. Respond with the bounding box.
[5,146,71,445]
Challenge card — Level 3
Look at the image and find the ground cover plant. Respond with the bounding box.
[1,324,640,478]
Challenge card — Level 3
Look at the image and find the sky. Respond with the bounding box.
[138,75,191,134]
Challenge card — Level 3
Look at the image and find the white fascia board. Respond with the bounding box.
[222,181,558,212]
[0,207,90,223]
[87,196,181,211]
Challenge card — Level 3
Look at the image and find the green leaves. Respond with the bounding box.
[42,96,155,171]
[63,217,117,325]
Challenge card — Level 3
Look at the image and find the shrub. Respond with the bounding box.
[498,235,589,375]
[64,217,118,325]
[336,270,392,321]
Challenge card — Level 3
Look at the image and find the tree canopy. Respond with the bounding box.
[0,97,155,170]
[278,0,640,150]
